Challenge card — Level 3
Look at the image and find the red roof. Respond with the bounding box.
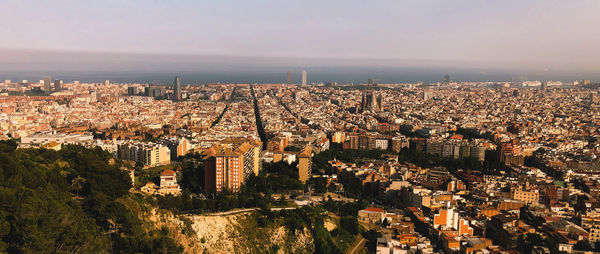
[161,169,176,176]
[363,207,385,213]
[407,207,419,213]
[450,134,463,140]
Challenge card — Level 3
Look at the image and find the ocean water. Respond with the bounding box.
[0,49,596,84]
[1,67,595,85]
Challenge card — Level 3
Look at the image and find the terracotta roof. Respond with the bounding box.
[298,146,312,158]
[449,134,463,140]
[161,169,176,176]
[363,207,385,213]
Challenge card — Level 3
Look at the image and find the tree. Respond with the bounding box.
[309,177,327,194]
[134,161,144,171]
[381,218,390,228]
[71,176,87,198]
[362,229,382,252]
[0,142,182,253]
[339,216,359,235]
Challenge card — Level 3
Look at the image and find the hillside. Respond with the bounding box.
[0,140,181,253]
[0,141,366,253]
[149,209,315,253]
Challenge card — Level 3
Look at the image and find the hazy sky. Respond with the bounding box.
[1,0,600,79]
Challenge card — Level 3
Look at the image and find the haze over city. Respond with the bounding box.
[1,0,600,83]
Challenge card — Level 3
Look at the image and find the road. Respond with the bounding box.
[346,236,366,254]
[204,207,297,216]
[312,192,357,203]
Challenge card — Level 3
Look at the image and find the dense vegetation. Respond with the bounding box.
[312,146,394,174]
[0,140,181,253]
[397,148,491,174]
[259,205,348,254]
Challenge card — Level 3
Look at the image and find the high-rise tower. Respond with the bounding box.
[173,76,182,101]
[43,77,51,93]
[287,71,292,85]
[54,80,62,92]
[301,70,307,86]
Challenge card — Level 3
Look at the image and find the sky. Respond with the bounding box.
[1,0,599,83]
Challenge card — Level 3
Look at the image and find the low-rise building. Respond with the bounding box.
[359,207,386,224]
[158,169,181,196]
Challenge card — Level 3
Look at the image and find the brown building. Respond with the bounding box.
[461,238,493,254]
[480,207,500,218]
[204,139,262,192]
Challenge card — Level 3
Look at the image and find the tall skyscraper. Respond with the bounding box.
[173,76,182,101]
[43,77,51,93]
[541,81,548,91]
[287,71,292,85]
[301,70,307,86]
[105,80,110,86]
[54,80,62,92]
[127,87,138,96]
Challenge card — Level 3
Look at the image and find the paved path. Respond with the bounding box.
[205,208,258,216]
[346,236,366,254]
[204,207,297,216]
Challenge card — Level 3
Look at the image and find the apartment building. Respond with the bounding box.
[203,138,262,192]
[117,142,170,167]
[298,146,312,183]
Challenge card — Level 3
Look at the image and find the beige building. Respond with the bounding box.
[117,142,170,167]
[513,189,539,204]
[158,136,192,160]
[158,169,181,196]
[582,219,600,243]
[331,132,346,143]
[141,182,159,195]
[358,207,386,224]
[140,170,181,196]
[297,146,312,183]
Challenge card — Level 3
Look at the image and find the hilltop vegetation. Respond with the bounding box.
[0,140,181,253]
[0,140,372,253]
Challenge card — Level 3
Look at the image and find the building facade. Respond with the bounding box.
[204,138,262,192]
[298,146,312,183]
[117,142,170,167]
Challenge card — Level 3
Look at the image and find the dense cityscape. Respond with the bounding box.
[1,73,600,253]
[3,1,600,253]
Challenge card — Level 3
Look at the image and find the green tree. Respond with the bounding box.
[362,229,382,252]
[0,141,182,253]
[71,175,87,198]
[339,216,359,235]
